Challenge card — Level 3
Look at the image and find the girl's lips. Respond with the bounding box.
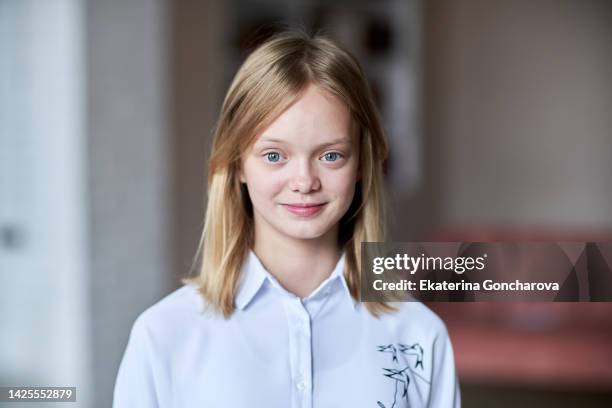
[281,203,326,217]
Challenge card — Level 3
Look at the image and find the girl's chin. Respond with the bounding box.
[279,222,338,241]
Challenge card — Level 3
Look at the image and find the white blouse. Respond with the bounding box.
[113,251,461,407]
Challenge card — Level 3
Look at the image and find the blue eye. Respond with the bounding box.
[322,152,341,162]
[265,152,281,163]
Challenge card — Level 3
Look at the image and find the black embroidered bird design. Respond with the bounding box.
[376,343,424,408]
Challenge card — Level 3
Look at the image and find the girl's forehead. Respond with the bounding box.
[251,85,357,146]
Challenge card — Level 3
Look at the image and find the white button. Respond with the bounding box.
[297,381,306,390]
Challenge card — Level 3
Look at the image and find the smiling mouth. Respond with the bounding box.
[281,203,327,217]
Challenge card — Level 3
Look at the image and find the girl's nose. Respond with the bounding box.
[289,161,321,193]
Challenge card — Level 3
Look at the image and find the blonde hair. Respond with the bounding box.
[185,30,394,317]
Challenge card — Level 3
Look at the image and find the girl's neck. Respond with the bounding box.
[253,226,342,299]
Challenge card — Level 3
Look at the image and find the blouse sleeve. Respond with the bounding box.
[113,314,167,408]
[428,325,461,407]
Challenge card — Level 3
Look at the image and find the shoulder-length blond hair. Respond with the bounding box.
[185,30,393,318]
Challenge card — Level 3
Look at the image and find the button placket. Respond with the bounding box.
[286,297,313,408]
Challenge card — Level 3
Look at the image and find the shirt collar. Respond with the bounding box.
[234,250,356,310]
[234,251,268,310]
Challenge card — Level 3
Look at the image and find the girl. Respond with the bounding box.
[114,31,460,408]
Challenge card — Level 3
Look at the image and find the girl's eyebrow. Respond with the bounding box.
[258,137,286,144]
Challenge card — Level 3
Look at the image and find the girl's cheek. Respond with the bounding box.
[268,177,286,194]
[327,164,359,184]
[256,169,287,195]
[246,157,274,178]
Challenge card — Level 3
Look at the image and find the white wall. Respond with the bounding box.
[0,0,91,406]
[0,1,173,407]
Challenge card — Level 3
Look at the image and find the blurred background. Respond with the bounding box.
[1,0,611,407]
